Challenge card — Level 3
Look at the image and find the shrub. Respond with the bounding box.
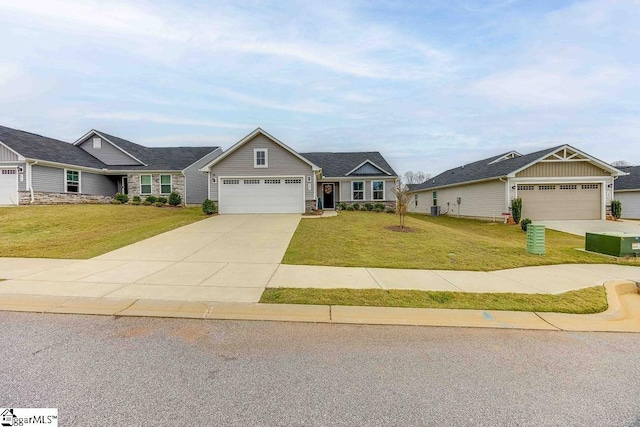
[111,199,122,205]
[352,203,360,210]
[360,206,367,211]
[511,198,523,224]
[346,206,355,211]
[114,193,129,203]
[611,200,622,219]
[155,201,164,207]
[337,202,347,210]
[364,202,374,211]
[375,207,383,213]
[521,218,532,232]
[202,199,217,215]
[132,195,141,203]
[386,208,396,214]
[145,195,157,204]
[142,200,151,206]
[374,203,385,210]
[131,200,140,206]
[168,191,182,206]
[158,196,168,204]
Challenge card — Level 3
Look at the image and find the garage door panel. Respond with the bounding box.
[0,168,18,205]
[220,177,303,214]
[519,184,601,220]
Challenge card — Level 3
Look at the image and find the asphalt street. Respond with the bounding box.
[1,312,639,426]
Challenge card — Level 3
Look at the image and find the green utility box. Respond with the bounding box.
[585,232,640,257]
[526,224,546,255]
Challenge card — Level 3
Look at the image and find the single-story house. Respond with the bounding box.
[408,145,627,221]
[0,125,222,205]
[199,128,398,214]
[613,166,640,219]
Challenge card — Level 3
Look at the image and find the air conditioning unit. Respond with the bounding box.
[430,205,441,216]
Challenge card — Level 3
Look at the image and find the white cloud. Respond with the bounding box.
[86,112,247,130]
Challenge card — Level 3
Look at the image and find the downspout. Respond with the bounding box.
[28,160,37,204]
[499,176,509,220]
[181,170,187,206]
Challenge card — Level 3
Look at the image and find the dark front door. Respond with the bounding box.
[322,183,335,209]
[122,177,128,194]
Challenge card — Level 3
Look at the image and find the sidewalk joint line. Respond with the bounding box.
[113,298,139,316]
[365,268,383,289]
[533,312,562,331]
[431,271,464,291]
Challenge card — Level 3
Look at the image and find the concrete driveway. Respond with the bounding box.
[0,214,301,303]
[538,219,640,236]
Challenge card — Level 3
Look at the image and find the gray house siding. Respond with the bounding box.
[32,165,64,193]
[82,172,118,195]
[184,148,223,204]
[0,144,19,161]
[78,137,141,166]
[209,134,314,201]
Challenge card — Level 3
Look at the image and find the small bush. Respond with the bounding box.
[155,201,164,207]
[374,203,385,210]
[511,198,522,224]
[360,206,367,211]
[114,193,129,203]
[142,200,151,206]
[386,208,396,214]
[337,202,347,210]
[352,203,360,210]
[375,207,383,213]
[346,206,355,211]
[145,195,157,204]
[521,218,532,232]
[131,200,140,206]
[111,199,123,205]
[158,196,168,204]
[202,199,217,215]
[132,195,141,203]
[168,191,182,206]
[364,203,374,211]
[611,200,622,219]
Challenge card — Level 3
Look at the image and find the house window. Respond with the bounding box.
[372,181,384,200]
[432,191,438,206]
[160,174,172,194]
[140,175,152,194]
[254,149,268,168]
[352,181,364,200]
[66,170,80,193]
[414,194,418,207]
[92,137,101,149]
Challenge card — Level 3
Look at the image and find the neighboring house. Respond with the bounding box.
[0,125,222,205]
[408,145,626,221]
[199,128,398,214]
[613,166,640,219]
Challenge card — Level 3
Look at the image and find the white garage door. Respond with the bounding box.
[615,192,640,219]
[219,177,304,214]
[0,168,18,205]
[518,183,601,220]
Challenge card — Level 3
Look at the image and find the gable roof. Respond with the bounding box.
[0,125,107,169]
[299,152,398,178]
[199,128,320,171]
[615,166,640,190]
[411,144,625,192]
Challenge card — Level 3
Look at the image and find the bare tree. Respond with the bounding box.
[611,160,633,167]
[391,181,412,228]
[403,171,431,185]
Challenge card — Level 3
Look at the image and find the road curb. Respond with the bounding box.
[0,280,638,332]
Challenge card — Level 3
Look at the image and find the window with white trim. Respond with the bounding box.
[140,175,152,194]
[372,181,384,200]
[92,137,101,149]
[432,191,438,206]
[414,194,418,207]
[254,149,268,168]
[352,181,364,200]
[160,174,172,194]
[66,170,80,193]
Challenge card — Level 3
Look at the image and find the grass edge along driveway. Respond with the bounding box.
[0,205,207,259]
[260,286,608,314]
[282,211,638,271]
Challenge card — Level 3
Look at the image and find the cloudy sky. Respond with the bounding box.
[0,0,638,175]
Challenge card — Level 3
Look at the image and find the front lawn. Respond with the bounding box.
[282,211,636,271]
[260,286,608,314]
[0,205,207,259]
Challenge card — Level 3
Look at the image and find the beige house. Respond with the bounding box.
[408,145,627,221]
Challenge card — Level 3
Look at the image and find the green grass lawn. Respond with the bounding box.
[283,211,637,271]
[0,205,207,259]
[260,286,608,314]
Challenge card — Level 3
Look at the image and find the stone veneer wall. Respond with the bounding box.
[19,191,113,205]
[305,200,317,211]
[128,173,185,200]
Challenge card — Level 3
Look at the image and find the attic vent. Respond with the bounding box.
[92,137,102,149]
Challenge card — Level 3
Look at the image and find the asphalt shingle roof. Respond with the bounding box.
[411,146,566,191]
[615,166,640,190]
[300,152,397,178]
[0,125,107,169]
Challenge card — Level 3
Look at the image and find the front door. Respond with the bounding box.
[122,177,128,194]
[323,183,335,209]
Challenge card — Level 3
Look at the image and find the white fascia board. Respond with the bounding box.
[345,159,392,176]
[0,140,26,161]
[198,128,320,172]
[182,147,224,173]
[73,129,147,166]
